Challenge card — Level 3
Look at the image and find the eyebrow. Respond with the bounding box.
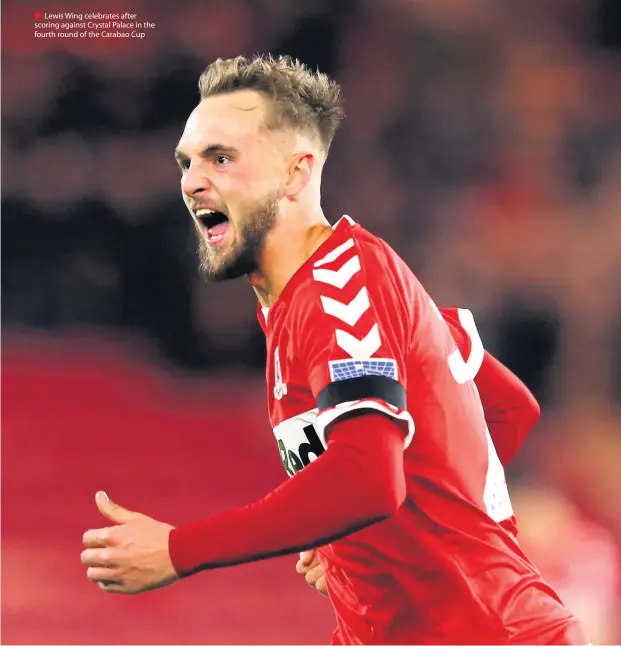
[174,144,238,163]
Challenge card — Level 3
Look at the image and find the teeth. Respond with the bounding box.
[195,208,216,216]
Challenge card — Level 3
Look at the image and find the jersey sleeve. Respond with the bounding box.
[474,351,541,465]
[292,262,415,449]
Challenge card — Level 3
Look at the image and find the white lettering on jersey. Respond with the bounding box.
[272,409,325,477]
[481,419,514,523]
[273,347,287,400]
[274,403,414,479]
[447,309,485,384]
[436,302,513,523]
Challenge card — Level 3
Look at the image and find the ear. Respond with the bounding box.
[283,152,315,199]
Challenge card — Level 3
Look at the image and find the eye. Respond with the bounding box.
[215,155,230,167]
[177,159,190,173]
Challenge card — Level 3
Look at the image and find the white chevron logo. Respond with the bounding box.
[312,256,360,289]
[335,323,381,359]
[320,287,370,326]
[314,239,354,267]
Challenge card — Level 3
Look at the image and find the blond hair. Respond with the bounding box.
[198,55,345,152]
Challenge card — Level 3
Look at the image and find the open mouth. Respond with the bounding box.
[196,209,230,244]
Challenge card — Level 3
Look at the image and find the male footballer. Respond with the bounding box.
[82,55,587,645]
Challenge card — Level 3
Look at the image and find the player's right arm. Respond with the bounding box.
[440,307,540,466]
[475,350,540,466]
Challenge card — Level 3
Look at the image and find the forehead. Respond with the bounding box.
[179,90,271,152]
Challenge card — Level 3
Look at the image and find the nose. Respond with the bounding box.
[181,163,212,199]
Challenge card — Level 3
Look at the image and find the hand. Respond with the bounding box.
[296,549,328,597]
[81,491,179,594]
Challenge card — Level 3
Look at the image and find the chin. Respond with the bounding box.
[201,257,256,282]
[199,235,262,282]
[206,268,245,282]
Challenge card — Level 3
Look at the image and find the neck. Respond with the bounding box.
[249,207,332,307]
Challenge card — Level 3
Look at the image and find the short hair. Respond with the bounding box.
[198,55,345,153]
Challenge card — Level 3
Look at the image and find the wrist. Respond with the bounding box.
[168,522,208,577]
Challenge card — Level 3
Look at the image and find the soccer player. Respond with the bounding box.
[81,56,587,645]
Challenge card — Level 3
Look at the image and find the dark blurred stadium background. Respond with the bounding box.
[2,0,620,643]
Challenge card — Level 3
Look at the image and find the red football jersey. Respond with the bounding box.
[258,216,580,644]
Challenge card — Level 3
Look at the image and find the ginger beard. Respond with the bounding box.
[196,193,280,281]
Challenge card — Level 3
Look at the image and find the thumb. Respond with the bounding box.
[95,491,139,524]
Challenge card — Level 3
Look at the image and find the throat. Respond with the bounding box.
[249,224,333,307]
[306,224,334,257]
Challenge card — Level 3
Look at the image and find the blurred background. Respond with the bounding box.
[2,0,620,643]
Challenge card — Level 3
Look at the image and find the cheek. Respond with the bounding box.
[233,162,276,191]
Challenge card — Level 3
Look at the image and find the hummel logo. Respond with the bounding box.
[320,286,370,327]
[312,256,361,289]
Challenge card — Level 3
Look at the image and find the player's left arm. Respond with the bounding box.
[166,281,414,577]
[81,411,408,594]
[82,276,412,593]
[170,409,407,573]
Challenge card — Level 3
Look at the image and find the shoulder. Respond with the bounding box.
[285,217,423,333]
[287,230,388,323]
